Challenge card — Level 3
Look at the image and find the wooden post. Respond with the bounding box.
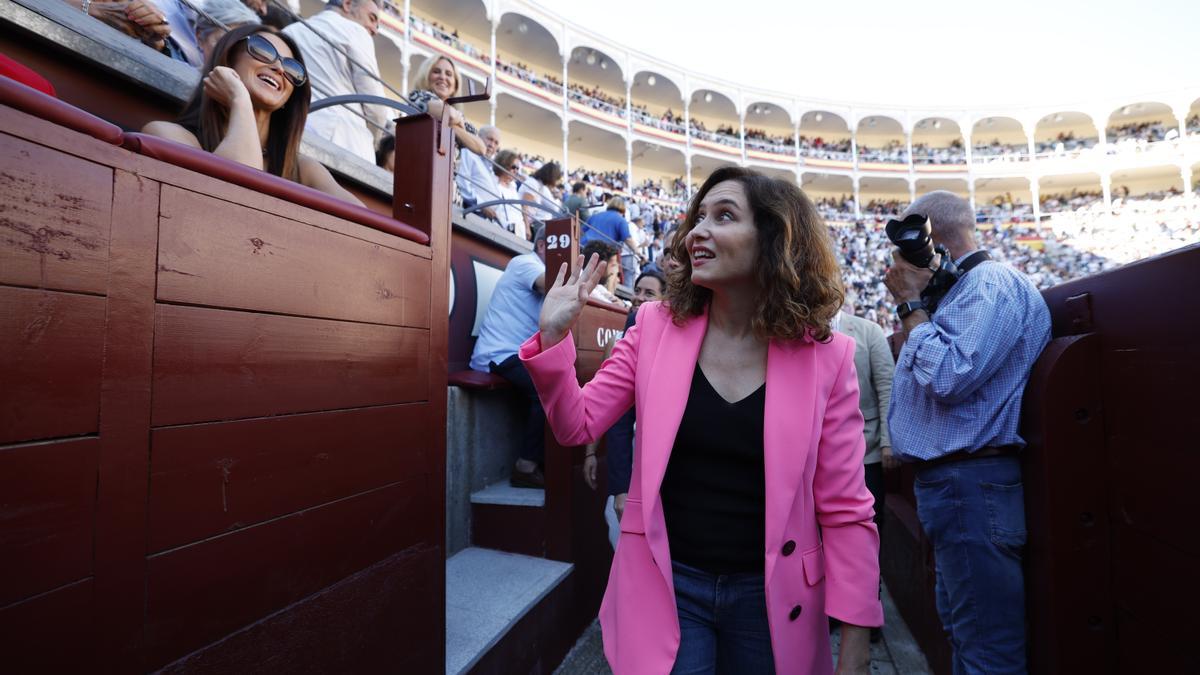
[542,217,578,562]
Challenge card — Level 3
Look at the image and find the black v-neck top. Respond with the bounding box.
[660,364,767,574]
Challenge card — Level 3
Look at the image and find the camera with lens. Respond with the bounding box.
[885,213,963,314]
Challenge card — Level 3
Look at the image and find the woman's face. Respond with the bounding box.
[684,180,759,290]
[231,32,295,112]
[631,275,664,310]
[428,58,457,100]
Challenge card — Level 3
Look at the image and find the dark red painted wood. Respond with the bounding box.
[0,578,96,673]
[0,437,97,606]
[94,169,160,669]
[0,133,113,295]
[471,503,547,557]
[0,286,105,444]
[156,185,432,328]
[151,305,431,426]
[145,478,431,669]
[154,546,442,675]
[148,403,433,552]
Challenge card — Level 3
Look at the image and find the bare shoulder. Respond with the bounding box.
[141,121,202,149]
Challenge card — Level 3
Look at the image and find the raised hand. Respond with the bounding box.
[123,0,172,49]
[203,66,251,109]
[539,253,607,348]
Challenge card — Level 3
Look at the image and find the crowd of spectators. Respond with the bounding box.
[408,13,489,64]
[798,135,852,159]
[1188,113,1200,135]
[976,195,1034,225]
[861,199,908,219]
[1035,131,1097,155]
[911,140,965,165]
[1040,189,1103,213]
[1106,119,1174,144]
[858,140,908,163]
[972,139,1028,161]
[496,59,563,95]
[568,82,626,116]
[814,195,857,222]
[744,127,795,153]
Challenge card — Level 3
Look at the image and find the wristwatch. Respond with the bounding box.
[896,299,926,320]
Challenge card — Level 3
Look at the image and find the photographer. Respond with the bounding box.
[883,191,1050,675]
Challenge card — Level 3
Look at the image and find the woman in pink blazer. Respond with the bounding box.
[520,167,882,674]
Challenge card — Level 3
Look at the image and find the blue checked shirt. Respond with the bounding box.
[889,254,1051,461]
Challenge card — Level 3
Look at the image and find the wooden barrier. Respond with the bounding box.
[0,90,452,672]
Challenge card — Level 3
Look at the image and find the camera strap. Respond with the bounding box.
[957,250,992,275]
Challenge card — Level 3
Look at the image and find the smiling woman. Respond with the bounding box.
[407,55,487,156]
[141,24,362,205]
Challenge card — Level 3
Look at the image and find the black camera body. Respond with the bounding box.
[885,214,963,314]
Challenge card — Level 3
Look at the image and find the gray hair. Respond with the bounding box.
[901,190,975,244]
[198,0,261,37]
[479,125,500,140]
[532,224,547,244]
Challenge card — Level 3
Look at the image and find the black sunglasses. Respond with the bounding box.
[243,34,306,87]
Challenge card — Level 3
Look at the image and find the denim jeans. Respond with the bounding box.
[670,561,775,675]
[914,455,1027,675]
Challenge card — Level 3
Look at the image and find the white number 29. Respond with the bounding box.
[546,234,571,250]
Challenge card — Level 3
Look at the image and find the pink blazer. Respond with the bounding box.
[519,302,883,675]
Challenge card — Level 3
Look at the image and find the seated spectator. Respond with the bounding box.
[581,240,622,303]
[519,160,563,230]
[196,0,261,63]
[491,149,525,238]
[562,181,590,222]
[74,0,204,66]
[469,225,550,488]
[283,0,389,165]
[143,25,363,205]
[456,125,502,220]
[375,133,394,171]
[407,56,486,156]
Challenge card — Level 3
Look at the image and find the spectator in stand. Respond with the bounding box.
[469,224,550,488]
[491,149,526,238]
[456,125,502,220]
[74,0,204,66]
[581,240,623,303]
[195,0,261,63]
[519,160,563,231]
[143,25,363,205]
[375,132,394,171]
[582,197,640,269]
[407,56,487,156]
[282,0,388,165]
[622,215,647,285]
[562,181,590,222]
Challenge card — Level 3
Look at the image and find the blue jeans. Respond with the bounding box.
[670,561,775,675]
[914,455,1027,675]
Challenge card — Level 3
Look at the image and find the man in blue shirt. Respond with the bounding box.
[581,197,640,269]
[884,191,1050,675]
[470,226,549,488]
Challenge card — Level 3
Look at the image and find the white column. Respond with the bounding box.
[488,18,497,127]
[684,92,693,191]
[905,130,914,170]
[968,181,977,214]
[401,0,412,93]
[1032,179,1042,225]
[739,110,747,167]
[793,119,802,169]
[850,131,859,172]
[1182,165,1195,204]
[561,53,569,170]
[625,78,634,187]
[908,177,916,204]
[964,127,973,166]
[852,175,862,220]
[1027,132,1037,163]
[1101,174,1112,212]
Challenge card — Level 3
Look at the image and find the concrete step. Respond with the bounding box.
[470,481,545,508]
[446,547,573,675]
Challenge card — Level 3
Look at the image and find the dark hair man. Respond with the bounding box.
[884,190,1050,675]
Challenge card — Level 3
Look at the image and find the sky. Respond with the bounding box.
[533,0,1198,110]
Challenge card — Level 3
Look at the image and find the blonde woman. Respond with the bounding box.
[407,55,486,155]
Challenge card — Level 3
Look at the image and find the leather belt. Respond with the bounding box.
[917,445,1020,469]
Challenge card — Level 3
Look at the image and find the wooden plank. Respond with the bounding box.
[93,170,159,669]
[0,578,96,673]
[154,546,442,674]
[0,133,112,294]
[148,403,434,553]
[144,479,429,669]
[151,304,431,426]
[0,437,97,606]
[0,286,106,444]
[576,305,627,354]
[157,186,431,328]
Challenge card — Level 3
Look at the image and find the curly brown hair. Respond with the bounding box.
[665,166,843,342]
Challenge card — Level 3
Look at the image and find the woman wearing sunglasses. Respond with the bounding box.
[143,25,361,205]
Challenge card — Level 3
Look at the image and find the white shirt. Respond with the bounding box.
[518,177,557,222]
[457,147,500,204]
[284,11,389,164]
[496,180,525,240]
